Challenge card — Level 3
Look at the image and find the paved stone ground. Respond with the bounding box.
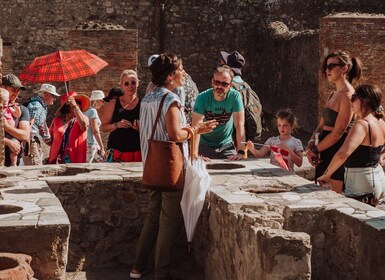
[65,113,312,280]
[66,249,204,280]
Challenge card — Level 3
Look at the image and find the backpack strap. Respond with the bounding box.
[362,119,372,147]
[58,118,75,159]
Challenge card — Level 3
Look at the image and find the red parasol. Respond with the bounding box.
[19,50,108,93]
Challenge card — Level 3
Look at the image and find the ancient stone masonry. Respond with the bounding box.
[1,161,385,279]
[319,13,385,119]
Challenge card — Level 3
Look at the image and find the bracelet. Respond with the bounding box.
[191,125,198,135]
[114,122,118,128]
[237,150,245,155]
[73,107,81,113]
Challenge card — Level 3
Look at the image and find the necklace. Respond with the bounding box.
[121,96,137,109]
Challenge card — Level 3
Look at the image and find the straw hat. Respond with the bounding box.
[55,92,90,116]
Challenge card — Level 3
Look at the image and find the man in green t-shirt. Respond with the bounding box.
[192,65,245,159]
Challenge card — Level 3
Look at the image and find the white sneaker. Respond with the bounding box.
[130,270,147,279]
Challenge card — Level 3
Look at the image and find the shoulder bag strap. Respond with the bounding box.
[149,93,169,141]
[59,118,75,156]
[182,127,195,163]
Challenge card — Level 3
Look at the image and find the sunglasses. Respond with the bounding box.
[124,81,137,86]
[326,63,344,71]
[351,93,359,102]
[212,79,231,88]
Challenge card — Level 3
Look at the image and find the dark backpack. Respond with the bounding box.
[232,80,263,141]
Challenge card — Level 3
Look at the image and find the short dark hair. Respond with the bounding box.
[213,65,234,81]
[275,108,299,130]
[149,53,182,86]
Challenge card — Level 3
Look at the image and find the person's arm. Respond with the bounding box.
[66,97,88,131]
[3,120,30,142]
[280,141,303,167]
[3,138,21,154]
[306,118,324,150]
[166,102,191,142]
[167,102,217,143]
[317,120,366,185]
[100,100,119,133]
[228,110,246,160]
[90,118,105,155]
[192,112,204,156]
[246,140,270,158]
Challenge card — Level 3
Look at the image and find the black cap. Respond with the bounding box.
[103,86,124,102]
[1,74,26,91]
[220,51,245,76]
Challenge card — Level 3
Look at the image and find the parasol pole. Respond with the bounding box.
[64,80,69,96]
[58,51,69,96]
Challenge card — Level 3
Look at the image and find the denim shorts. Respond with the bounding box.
[344,165,385,199]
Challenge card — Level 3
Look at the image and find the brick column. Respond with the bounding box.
[319,13,385,119]
[68,27,138,97]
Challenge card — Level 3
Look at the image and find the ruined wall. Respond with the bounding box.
[319,13,385,116]
[68,26,138,96]
[1,1,385,132]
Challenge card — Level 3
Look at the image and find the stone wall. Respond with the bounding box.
[45,164,146,270]
[1,161,385,278]
[68,27,138,96]
[319,13,385,117]
[2,1,385,132]
[0,166,70,280]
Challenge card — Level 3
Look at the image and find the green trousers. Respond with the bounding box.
[133,189,183,279]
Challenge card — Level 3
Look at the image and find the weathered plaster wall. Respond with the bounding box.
[1,1,385,131]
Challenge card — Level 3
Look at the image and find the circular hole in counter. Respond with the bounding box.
[0,256,18,270]
[206,163,245,170]
[0,205,23,215]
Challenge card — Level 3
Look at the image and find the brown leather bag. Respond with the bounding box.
[142,93,185,192]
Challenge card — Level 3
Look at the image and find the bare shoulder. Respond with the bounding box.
[379,118,385,133]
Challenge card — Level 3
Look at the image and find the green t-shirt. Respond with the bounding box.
[193,88,244,147]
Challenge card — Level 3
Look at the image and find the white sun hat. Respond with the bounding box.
[90,90,105,101]
[38,83,60,96]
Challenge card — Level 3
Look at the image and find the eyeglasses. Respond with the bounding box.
[124,81,137,86]
[326,63,344,71]
[212,79,231,88]
[351,93,359,102]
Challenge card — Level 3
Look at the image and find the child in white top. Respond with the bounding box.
[246,109,303,172]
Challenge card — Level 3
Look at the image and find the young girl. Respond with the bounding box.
[246,109,303,172]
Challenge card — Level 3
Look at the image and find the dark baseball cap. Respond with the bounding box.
[1,74,26,91]
[103,86,124,102]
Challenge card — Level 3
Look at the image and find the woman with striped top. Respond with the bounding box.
[130,53,217,279]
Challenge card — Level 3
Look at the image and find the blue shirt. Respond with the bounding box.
[26,96,49,140]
